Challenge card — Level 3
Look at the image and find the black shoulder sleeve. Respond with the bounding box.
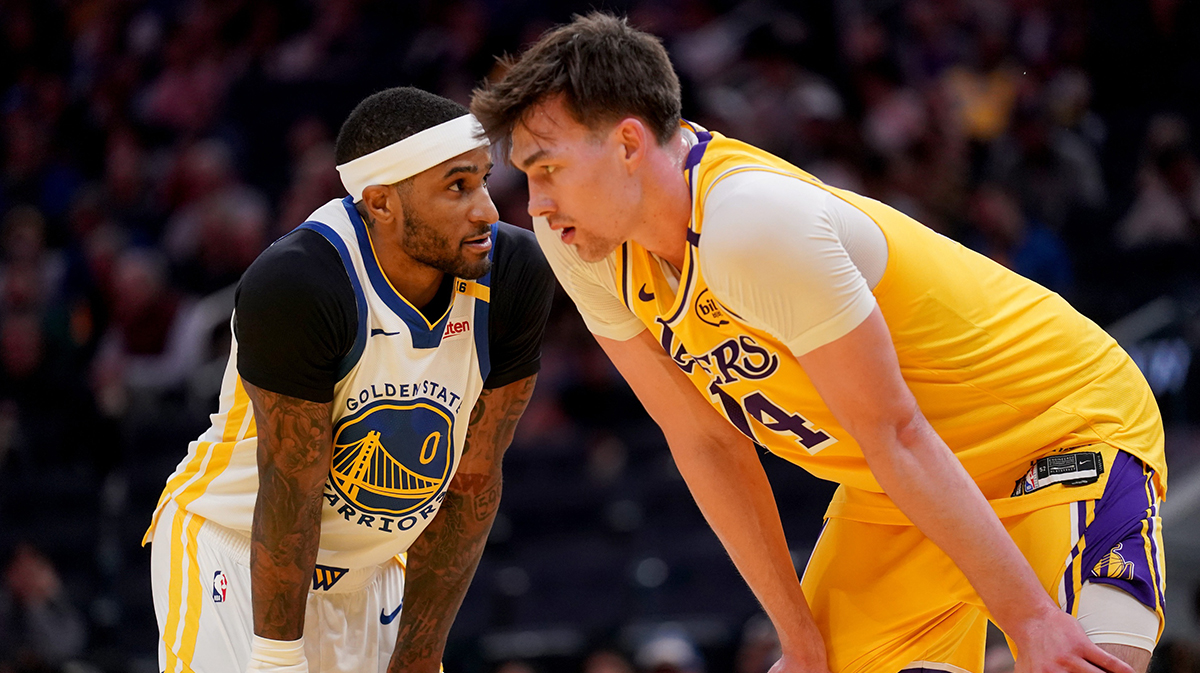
[234,228,357,403]
[484,223,556,389]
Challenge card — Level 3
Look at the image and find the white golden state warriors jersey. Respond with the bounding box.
[146,197,494,571]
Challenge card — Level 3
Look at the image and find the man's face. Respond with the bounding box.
[395,146,498,279]
[511,97,639,263]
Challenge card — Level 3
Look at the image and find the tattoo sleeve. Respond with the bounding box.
[387,374,538,673]
[245,379,334,641]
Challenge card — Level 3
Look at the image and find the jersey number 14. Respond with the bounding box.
[708,381,837,454]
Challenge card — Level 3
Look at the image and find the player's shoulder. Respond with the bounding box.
[700,170,835,260]
[239,226,350,304]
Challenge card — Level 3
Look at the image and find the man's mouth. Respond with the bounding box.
[560,226,576,244]
[462,232,492,253]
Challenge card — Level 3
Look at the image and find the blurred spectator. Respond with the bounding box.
[983,643,1015,673]
[966,183,1073,294]
[0,543,87,669]
[1,205,66,315]
[635,628,704,673]
[274,139,340,240]
[494,660,538,673]
[987,100,1107,233]
[1117,115,1200,250]
[735,615,780,673]
[90,248,186,415]
[584,649,635,673]
[161,139,269,293]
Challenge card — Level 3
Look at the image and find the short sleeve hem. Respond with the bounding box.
[782,292,877,357]
[236,367,334,404]
[580,313,647,341]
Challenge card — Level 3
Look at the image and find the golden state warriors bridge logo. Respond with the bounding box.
[329,400,455,518]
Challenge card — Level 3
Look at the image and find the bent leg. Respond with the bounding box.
[150,500,254,673]
[801,517,988,673]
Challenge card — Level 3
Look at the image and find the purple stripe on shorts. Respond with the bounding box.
[1076,452,1162,611]
[1063,500,1087,613]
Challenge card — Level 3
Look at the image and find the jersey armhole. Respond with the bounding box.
[296,221,369,380]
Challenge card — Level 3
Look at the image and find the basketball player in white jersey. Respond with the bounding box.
[145,87,555,673]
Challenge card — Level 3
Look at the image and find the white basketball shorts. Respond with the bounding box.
[150,499,406,673]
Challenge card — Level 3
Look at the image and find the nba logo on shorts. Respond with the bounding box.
[212,570,228,603]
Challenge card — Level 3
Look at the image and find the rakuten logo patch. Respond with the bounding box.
[443,319,471,339]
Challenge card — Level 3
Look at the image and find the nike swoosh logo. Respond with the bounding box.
[380,604,402,624]
[638,284,655,302]
[370,328,402,337]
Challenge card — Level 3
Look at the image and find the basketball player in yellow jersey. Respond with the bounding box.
[472,14,1166,673]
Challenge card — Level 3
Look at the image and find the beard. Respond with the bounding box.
[400,202,492,280]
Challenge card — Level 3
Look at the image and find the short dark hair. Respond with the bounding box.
[335,87,468,165]
[471,13,681,154]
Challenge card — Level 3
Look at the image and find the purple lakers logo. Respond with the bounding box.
[1092,543,1136,581]
[212,570,228,603]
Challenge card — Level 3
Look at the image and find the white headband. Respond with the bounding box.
[336,114,489,202]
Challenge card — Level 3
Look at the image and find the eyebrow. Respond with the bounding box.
[519,148,550,170]
[443,162,494,179]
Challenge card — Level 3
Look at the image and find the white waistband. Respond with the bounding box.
[197,516,383,594]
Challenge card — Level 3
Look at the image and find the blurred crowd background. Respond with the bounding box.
[1,0,1199,672]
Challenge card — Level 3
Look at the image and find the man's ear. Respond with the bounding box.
[360,184,398,225]
[613,118,648,173]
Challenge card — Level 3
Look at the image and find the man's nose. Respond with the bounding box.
[527,183,555,219]
[471,189,500,224]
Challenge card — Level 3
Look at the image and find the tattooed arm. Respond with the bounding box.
[387,374,538,673]
[245,379,334,641]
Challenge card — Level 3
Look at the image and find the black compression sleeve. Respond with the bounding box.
[484,223,556,389]
[234,228,357,403]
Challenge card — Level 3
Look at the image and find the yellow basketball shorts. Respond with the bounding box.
[801,451,1165,673]
[150,499,407,673]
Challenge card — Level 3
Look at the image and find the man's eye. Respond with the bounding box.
[449,180,464,192]
[544,165,557,175]
[483,172,492,186]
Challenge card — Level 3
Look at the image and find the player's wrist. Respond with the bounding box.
[247,635,309,673]
[998,596,1062,646]
[776,624,828,671]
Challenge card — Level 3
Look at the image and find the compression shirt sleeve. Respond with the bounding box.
[234,228,357,403]
[484,223,556,389]
[698,171,882,357]
[531,216,646,341]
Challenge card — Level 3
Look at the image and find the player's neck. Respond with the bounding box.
[375,244,445,311]
[633,133,692,272]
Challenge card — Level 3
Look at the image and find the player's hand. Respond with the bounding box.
[1011,609,1135,673]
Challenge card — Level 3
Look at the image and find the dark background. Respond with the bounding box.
[1,1,1198,672]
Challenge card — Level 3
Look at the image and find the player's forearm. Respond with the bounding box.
[245,381,334,641]
[388,376,536,673]
[387,474,501,673]
[667,432,827,666]
[861,411,1058,637]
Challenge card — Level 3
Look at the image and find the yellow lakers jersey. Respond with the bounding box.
[614,124,1166,523]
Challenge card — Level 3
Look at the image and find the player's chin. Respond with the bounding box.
[576,239,618,263]
[454,255,492,280]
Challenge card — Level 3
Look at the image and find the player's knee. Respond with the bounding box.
[1076,582,1159,673]
[1097,643,1151,673]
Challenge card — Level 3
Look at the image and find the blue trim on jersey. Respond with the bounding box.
[340,197,453,349]
[297,221,369,380]
[473,222,498,384]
